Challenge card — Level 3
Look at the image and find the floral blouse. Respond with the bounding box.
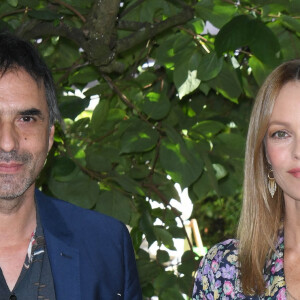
[192,230,286,299]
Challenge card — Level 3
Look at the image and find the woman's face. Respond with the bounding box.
[265,80,300,202]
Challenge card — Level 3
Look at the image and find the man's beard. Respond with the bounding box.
[0,150,34,200]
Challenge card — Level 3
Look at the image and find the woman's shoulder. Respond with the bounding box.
[192,239,244,299]
[199,238,239,277]
[205,238,238,260]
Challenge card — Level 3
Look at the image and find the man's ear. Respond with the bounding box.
[48,125,55,152]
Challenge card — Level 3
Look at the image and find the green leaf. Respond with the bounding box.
[159,129,203,188]
[167,226,186,239]
[141,92,171,120]
[215,15,280,67]
[174,51,201,99]
[160,288,184,300]
[90,99,110,131]
[286,0,300,14]
[51,157,77,182]
[50,40,81,68]
[136,71,157,87]
[250,21,281,67]
[48,169,99,209]
[96,191,132,224]
[139,211,156,246]
[178,250,197,275]
[176,69,200,99]
[58,96,89,120]
[271,21,300,61]
[191,120,225,137]
[281,15,300,32]
[214,132,246,159]
[154,227,175,249]
[85,147,112,173]
[156,250,170,264]
[28,9,60,20]
[191,18,205,34]
[120,120,159,153]
[136,258,162,287]
[219,172,241,197]
[207,62,242,102]
[249,56,273,86]
[7,0,18,7]
[130,227,143,252]
[153,272,177,291]
[213,163,227,180]
[195,0,237,28]
[197,52,223,81]
[215,15,250,55]
[192,171,214,201]
[69,66,99,85]
[129,165,149,179]
[114,174,145,196]
[201,152,219,196]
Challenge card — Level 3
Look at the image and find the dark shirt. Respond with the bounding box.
[0,208,56,300]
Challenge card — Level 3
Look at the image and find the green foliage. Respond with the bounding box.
[4,0,299,298]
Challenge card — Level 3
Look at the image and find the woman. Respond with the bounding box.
[192,59,300,299]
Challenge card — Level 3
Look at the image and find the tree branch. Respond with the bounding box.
[17,21,85,46]
[50,0,86,23]
[0,8,31,19]
[117,20,150,31]
[149,126,162,178]
[84,0,120,38]
[102,73,151,124]
[116,7,194,54]
[82,0,120,66]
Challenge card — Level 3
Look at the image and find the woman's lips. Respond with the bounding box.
[288,168,300,178]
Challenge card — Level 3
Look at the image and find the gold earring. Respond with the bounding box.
[268,169,276,198]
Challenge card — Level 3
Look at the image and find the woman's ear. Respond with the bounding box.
[263,137,271,165]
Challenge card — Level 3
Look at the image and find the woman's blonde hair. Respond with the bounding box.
[237,59,300,295]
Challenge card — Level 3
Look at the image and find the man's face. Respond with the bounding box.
[0,68,54,200]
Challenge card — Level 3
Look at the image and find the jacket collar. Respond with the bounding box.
[35,189,81,300]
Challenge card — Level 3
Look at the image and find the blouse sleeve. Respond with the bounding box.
[192,239,241,300]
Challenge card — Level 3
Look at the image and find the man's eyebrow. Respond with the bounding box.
[19,108,45,120]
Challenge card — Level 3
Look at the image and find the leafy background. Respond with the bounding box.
[2,0,300,298]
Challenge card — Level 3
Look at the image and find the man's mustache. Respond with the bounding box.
[0,150,32,163]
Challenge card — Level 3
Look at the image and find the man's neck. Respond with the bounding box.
[0,186,36,244]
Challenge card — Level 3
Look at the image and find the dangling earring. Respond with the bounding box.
[268,169,277,198]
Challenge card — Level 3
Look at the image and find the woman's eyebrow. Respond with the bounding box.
[268,120,290,127]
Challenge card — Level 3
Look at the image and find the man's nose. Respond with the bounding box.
[0,122,19,153]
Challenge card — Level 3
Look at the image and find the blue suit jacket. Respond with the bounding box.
[35,190,142,300]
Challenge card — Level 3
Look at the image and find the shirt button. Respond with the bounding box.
[9,295,17,300]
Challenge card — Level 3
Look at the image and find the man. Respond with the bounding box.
[0,33,142,299]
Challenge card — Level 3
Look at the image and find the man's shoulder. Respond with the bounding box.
[35,189,126,233]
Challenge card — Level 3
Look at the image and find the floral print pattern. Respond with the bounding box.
[192,230,286,299]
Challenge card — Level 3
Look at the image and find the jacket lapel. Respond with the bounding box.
[36,190,81,300]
